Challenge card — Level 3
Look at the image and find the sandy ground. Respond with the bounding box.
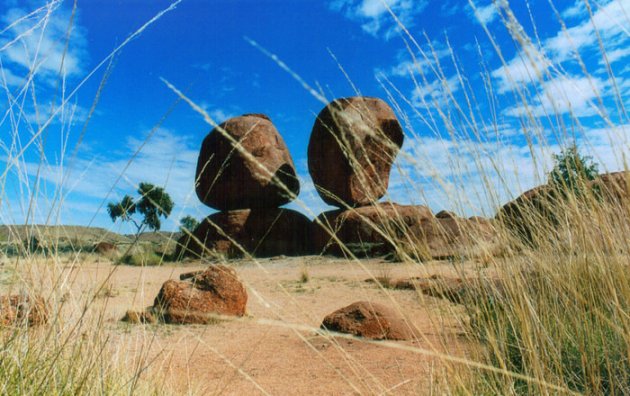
[5,255,486,395]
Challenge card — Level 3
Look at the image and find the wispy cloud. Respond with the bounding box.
[0,2,88,87]
[329,0,428,39]
[388,121,629,215]
[375,46,451,79]
[491,0,629,118]
[504,75,606,118]
[469,1,499,25]
[411,75,460,110]
[1,128,207,229]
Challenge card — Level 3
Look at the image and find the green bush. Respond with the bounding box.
[118,251,162,266]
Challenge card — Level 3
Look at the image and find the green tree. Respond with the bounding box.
[179,215,199,234]
[548,145,599,198]
[107,182,174,233]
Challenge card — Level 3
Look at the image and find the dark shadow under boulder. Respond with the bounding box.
[176,208,313,259]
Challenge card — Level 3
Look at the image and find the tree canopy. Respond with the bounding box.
[107,182,174,232]
[548,145,599,198]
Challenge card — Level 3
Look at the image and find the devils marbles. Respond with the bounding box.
[177,208,313,259]
[308,97,404,207]
[196,114,300,211]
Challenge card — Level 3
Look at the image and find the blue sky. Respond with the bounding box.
[0,0,628,232]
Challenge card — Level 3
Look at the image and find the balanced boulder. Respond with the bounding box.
[308,97,404,207]
[153,265,247,324]
[177,208,313,259]
[196,114,300,210]
[321,301,414,340]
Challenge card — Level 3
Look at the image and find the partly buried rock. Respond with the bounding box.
[0,294,49,326]
[308,97,404,207]
[195,114,300,211]
[321,301,414,340]
[393,275,505,304]
[393,275,466,303]
[178,208,313,259]
[93,241,117,254]
[153,265,247,324]
[122,310,157,324]
[313,203,496,259]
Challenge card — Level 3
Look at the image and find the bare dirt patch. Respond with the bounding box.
[13,255,485,395]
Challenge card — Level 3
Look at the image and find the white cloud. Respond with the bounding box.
[386,122,630,216]
[504,75,606,118]
[411,75,460,110]
[561,1,587,20]
[490,0,629,124]
[0,2,88,86]
[491,45,552,94]
[376,47,451,79]
[544,0,629,62]
[470,2,499,25]
[599,47,630,65]
[1,128,207,230]
[198,103,238,124]
[330,0,428,39]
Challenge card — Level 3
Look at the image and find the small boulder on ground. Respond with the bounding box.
[321,301,414,340]
[308,97,404,207]
[177,208,313,259]
[195,113,300,211]
[153,265,247,324]
[93,241,117,254]
[393,275,466,303]
[0,294,49,326]
[122,310,157,324]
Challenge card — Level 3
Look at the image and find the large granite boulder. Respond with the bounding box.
[307,97,404,207]
[195,114,300,210]
[321,301,414,340]
[313,203,496,259]
[177,208,313,259]
[153,265,247,324]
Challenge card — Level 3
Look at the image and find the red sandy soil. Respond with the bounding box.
[9,255,487,395]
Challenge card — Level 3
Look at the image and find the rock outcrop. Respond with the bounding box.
[196,114,299,211]
[178,208,313,259]
[308,97,404,207]
[321,301,414,340]
[497,171,630,244]
[153,265,247,324]
[313,203,496,259]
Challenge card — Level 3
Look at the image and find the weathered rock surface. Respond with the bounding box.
[196,114,299,210]
[177,208,313,259]
[321,301,414,340]
[0,294,49,326]
[591,171,630,204]
[497,171,630,243]
[307,97,404,207]
[313,203,496,259]
[153,265,247,324]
